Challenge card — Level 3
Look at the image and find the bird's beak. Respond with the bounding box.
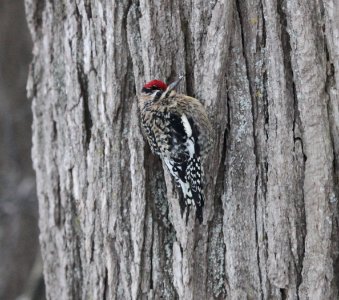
[167,75,184,92]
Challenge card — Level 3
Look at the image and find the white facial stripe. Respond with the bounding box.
[181,114,192,137]
[152,90,159,98]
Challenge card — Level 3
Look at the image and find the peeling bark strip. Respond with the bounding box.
[25,0,339,299]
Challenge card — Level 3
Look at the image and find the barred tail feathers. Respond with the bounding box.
[177,178,204,224]
[164,156,204,223]
[187,155,204,223]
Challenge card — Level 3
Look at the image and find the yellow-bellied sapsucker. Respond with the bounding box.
[138,76,212,223]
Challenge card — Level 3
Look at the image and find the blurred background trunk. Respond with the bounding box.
[0,0,44,299]
[25,0,338,299]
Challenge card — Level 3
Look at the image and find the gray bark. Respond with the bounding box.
[25,0,339,299]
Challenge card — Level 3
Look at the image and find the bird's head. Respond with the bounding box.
[140,76,184,105]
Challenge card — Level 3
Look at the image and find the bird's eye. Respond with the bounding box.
[152,90,163,102]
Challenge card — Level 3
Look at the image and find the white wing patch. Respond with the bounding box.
[186,138,195,158]
[181,114,192,137]
[181,114,195,158]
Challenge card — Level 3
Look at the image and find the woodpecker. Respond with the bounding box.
[138,76,212,223]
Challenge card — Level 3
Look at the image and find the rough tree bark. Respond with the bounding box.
[25,0,339,299]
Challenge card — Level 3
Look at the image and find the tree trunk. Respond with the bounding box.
[25,0,339,299]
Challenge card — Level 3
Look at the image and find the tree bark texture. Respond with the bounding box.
[26,0,339,299]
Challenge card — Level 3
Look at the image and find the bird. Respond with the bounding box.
[138,76,212,223]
